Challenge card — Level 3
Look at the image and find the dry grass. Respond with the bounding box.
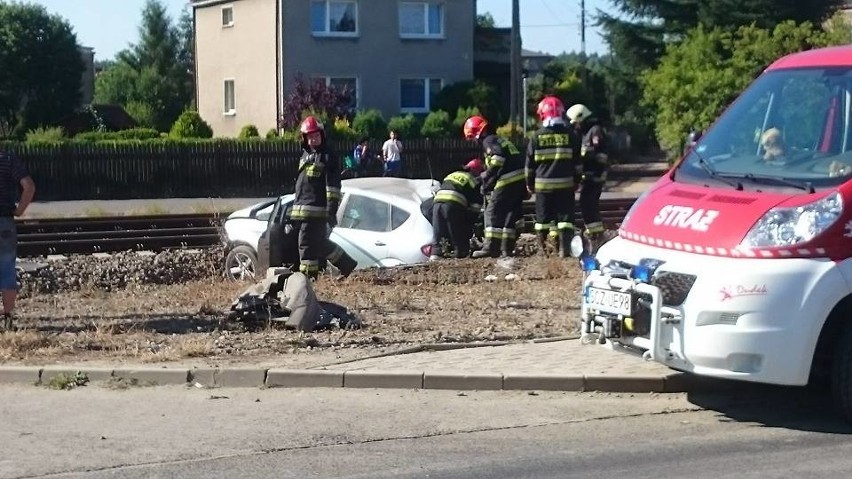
[4,256,586,365]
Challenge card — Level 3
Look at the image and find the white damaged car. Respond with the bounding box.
[223,177,439,280]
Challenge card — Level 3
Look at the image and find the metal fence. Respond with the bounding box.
[4,139,482,201]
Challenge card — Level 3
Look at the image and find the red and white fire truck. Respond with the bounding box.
[581,45,852,419]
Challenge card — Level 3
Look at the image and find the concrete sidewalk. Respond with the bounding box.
[0,338,731,393]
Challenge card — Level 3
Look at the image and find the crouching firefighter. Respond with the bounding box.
[292,115,357,279]
[429,158,485,260]
[463,115,526,258]
[526,95,582,257]
[568,104,609,254]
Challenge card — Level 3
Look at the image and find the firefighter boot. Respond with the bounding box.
[558,230,573,258]
[332,251,358,278]
[548,231,559,256]
[501,236,517,257]
[472,240,500,258]
[583,227,604,255]
[535,231,549,256]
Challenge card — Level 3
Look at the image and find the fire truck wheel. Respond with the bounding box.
[831,322,852,422]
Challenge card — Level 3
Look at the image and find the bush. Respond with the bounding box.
[387,114,420,140]
[496,121,524,139]
[238,124,260,139]
[25,126,65,144]
[420,110,452,137]
[352,109,387,140]
[265,128,279,139]
[75,128,161,142]
[331,117,357,141]
[169,111,213,139]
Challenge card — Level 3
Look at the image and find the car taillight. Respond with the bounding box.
[420,244,432,257]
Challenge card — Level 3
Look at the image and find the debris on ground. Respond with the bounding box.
[227,271,360,331]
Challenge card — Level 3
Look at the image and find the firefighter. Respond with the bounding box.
[567,104,609,254]
[462,115,526,258]
[525,96,582,257]
[429,158,484,260]
[292,115,357,279]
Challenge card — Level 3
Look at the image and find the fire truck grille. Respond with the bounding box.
[652,272,697,306]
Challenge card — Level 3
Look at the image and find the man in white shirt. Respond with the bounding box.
[381,130,403,177]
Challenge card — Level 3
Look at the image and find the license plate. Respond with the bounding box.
[586,287,632,316]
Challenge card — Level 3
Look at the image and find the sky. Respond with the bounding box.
[27,0,611,62]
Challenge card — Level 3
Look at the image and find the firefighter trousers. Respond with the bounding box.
[481,183,525,256]
[296,219,357,279]
[534,188,575,236]
[431,201,472,258]
[580,180,604,235]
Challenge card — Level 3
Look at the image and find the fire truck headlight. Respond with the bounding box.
[740,192,842,248]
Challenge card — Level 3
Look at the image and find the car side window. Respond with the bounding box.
[340,195,390,232]
[269,200,291,225]
[391,205,410,230]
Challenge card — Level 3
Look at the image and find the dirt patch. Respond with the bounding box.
[2,255,585,368]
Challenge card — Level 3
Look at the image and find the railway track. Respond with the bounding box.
[16,197,638,257]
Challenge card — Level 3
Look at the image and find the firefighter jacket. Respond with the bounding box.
[582,123,609,183]
[434,170,483,212]
[525,122,582,193]
[292,137,342,221]
[481,134,525,195]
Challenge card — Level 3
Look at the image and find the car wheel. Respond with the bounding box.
[224,245,258,281]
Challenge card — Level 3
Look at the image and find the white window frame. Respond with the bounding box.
[311,0,359,37]
[399,2,444,39]
[224,79,236,116]
[324,77,359,109]
[221,6,234,28]
[399,77,442,113]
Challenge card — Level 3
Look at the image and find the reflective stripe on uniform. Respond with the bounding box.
[495,169,525,189]
[486,155,506,169]
[291,204,328,219]
[327,187,341,201]
[434,189,469,207]
[534,147,573,162]
[534,176,573,191]
[557,222,573,231]
[485,227,505,239]
[585,222,604,234]
[299,259,320,273]
[503,228,516,240]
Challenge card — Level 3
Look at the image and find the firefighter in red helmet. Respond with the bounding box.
[292,115,356,279]
[525,96,582,257]
[463,115,526,258]
[429,158,484,260]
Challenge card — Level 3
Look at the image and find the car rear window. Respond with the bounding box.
[391,205,410,230]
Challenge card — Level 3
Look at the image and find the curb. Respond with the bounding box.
[0,364,706,393]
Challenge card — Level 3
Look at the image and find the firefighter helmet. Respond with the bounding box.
[463,158,485,176]
[463,115,489,140]
[566,104,593,124]
[299,116,324,135]
[537,96,565,122]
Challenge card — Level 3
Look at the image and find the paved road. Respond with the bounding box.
[3,382,852,478]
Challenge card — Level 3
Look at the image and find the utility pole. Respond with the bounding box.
[510,0,521,128]
[580,0,586,58]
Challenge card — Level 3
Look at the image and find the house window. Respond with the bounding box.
[311,0,357,35]
[399,2,443,37]
[328,77,358,109]
[400,78,442,113]
[221,6,234,27]
[224,79,236,115]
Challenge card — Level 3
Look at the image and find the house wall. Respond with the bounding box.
[281,0,475,121]
[195,0,279,136]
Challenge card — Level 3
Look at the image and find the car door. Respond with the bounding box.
[257,197,292,272]
[335,193,392,267]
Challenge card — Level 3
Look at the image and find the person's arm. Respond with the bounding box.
[525,133,537,193]
[14,176,34,217]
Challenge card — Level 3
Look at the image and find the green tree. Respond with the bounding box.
[643,17,852,154]
[477,12,496,28]
[433,80,500,124]
[351,109,387,140]
[0,3,84,137]
[95,1,193,132]
[387,114,421,139]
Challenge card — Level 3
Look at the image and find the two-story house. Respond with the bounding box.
[192,0,476,137]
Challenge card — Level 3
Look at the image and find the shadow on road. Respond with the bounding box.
[688,382,852,434]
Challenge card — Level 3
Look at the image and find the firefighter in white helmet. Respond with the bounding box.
[567,104,609,254]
